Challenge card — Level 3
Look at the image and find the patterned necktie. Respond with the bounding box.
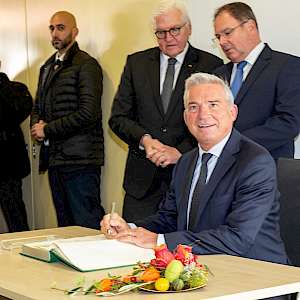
[161,57,177,113]
[189,153,213,231]
[231,60,247,98]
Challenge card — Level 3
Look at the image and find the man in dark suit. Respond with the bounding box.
[109,1,223,222]
[213,2,300,160]
[101,72,288,269]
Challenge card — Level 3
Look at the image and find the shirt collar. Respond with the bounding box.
[198,131,232,158]
[55,52,66,61]
[160,43,189,65]
[242,42,265,66]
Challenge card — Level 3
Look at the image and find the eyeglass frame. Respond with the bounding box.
[155,22,187,39]
[212,19,249,43]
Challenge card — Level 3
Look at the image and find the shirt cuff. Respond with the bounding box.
[128,223,137,229]
[157,233,166,246]
[139,134,152,150]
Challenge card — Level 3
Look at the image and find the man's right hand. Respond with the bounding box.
[100,213,129,238]
[142,134,164,160]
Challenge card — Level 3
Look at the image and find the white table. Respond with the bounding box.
[0,226,300,299]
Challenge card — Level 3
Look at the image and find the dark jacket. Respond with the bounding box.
[109,45,223,198]
[0,72,32,179]
[31,42,104,169]
[137,129,288,265]
[214,44,300,159]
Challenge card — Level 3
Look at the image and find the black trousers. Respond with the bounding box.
[0,177,29,232]
[48,165,105,229]
[122,168,171,222]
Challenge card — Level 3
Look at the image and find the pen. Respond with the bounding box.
[107,202,116,235]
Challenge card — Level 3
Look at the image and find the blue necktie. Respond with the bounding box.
[231,61,247,98]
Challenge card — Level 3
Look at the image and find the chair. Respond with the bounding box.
[277,158,300,267]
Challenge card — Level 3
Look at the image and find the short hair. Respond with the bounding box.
[214,2,258,29]
[151,0,191,30]
[183,73,234,108]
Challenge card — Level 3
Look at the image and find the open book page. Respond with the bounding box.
[52,235,155,272]
[21,239,62,262]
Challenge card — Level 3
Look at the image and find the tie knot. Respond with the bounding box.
[168,57,177,65]
[201,153,213,165]
[237,61,247,70]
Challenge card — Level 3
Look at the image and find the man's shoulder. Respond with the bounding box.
[127,47,159,60]
[235,131,275,165]
[189,45,222,61]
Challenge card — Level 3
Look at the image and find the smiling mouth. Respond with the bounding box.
[198,124,214,128]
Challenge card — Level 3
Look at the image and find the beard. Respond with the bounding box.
[51,32,73,51]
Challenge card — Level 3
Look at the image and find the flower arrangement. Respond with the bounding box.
[52,244,210,296]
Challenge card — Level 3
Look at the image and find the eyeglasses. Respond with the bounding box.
[212,19,249,43]
[155,23,187,39]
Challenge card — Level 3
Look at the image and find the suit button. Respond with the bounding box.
[161,127,167,133]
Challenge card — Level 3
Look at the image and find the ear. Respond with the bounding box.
[246,19,257,32]
[187,22,192,36]
[72,27,79,39]
[231,104,238,122]
[183,109,188,125]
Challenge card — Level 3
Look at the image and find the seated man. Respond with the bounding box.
[101,72,288,266]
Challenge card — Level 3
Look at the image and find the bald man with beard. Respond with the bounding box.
[31,11,105,229]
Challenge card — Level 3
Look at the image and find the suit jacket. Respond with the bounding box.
[214,44,300,159]
[109,44,223,198]
[137,129,289,264]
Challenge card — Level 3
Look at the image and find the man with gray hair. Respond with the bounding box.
[102,72,289,270]
[109,0,222,222]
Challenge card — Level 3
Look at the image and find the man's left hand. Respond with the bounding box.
[149,145,182,167]
[31,120,46,141]
[114,227,158,248]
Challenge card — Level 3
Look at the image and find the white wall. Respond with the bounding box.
[1,1,300,230]
[186,0,300,158]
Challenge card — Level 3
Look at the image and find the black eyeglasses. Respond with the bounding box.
[212,19,249,43]
[155,23,187,39]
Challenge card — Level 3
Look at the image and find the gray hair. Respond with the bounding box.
[184,73,234,108]
[151,0,191,30]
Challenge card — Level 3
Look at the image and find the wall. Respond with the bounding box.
[1,0,300,230]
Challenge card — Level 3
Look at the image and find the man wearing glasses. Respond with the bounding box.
[109,0,222,222]
[213,2,300,160]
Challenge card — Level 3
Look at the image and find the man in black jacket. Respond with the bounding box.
[0,69,32,232]
[31,11,105,229]
[109,0,223,222]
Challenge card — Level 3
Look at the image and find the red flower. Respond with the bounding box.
[174,244,198,266]
[150,244,174,268]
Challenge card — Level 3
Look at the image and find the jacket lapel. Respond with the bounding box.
[177,149,199,230]
[148,48,164,116]
[193,130,240,224]
[235,44,272,105]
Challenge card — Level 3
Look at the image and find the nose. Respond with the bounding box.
[197,104,211,118]
[218,35,229,47]
[164,31,175,42]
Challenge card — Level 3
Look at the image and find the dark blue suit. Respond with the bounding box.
[214,44,300,159]
[137,129,289,264]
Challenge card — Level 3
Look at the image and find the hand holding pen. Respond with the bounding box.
[107,202,116,235]
[100,202,129,238]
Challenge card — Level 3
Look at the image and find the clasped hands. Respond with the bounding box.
[31,120,46,141]
[142,135,181,167]
[100,213,157,249]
